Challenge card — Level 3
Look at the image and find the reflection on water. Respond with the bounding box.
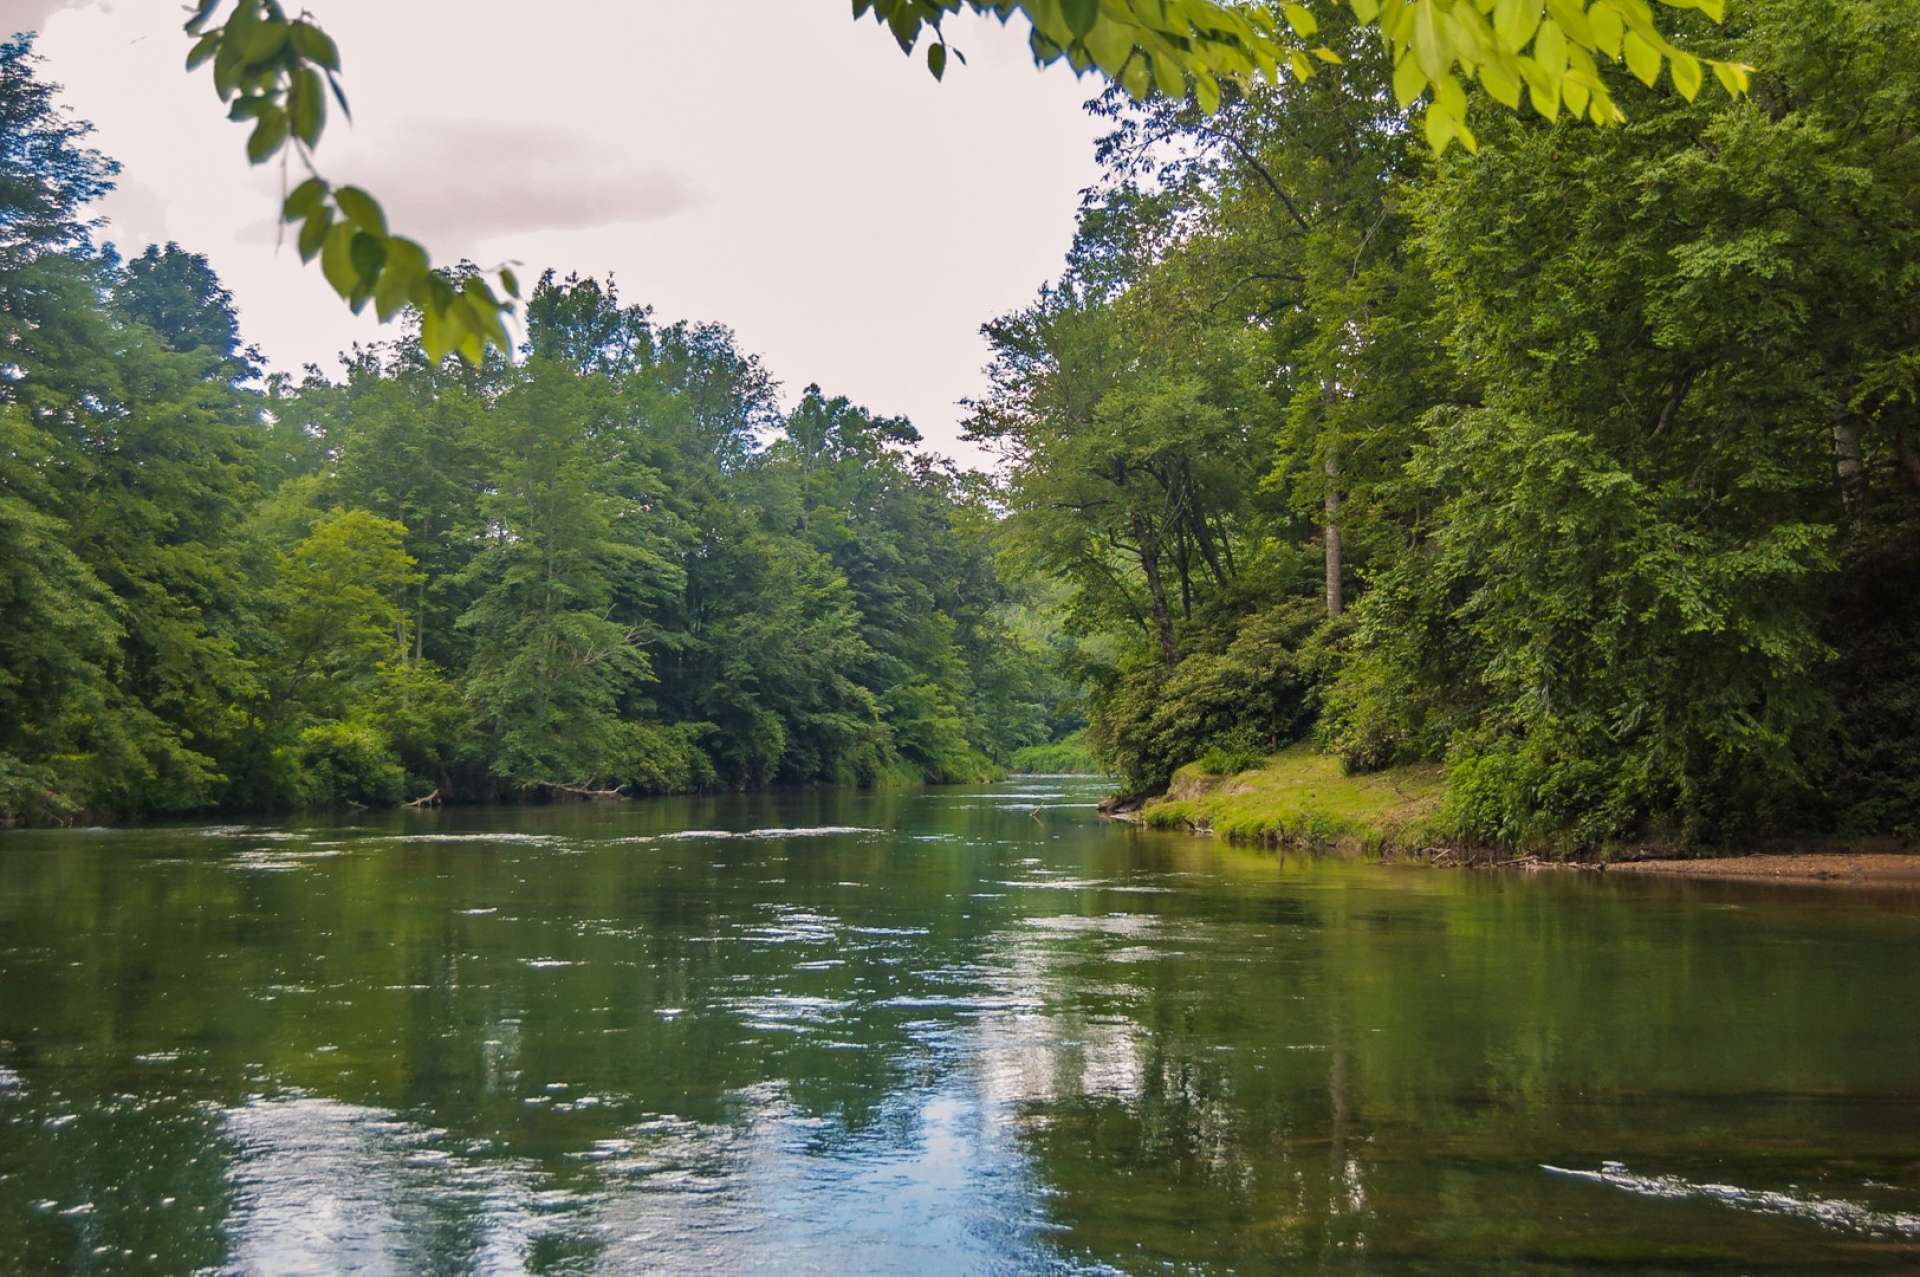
[1,778,1917,1273]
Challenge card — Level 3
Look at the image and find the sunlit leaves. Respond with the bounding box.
[1369,0,1755,152]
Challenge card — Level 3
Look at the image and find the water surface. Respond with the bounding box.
[2,778,1916,1273]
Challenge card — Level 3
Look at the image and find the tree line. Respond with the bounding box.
[974,0,1919,848]
[0,36,1074,823]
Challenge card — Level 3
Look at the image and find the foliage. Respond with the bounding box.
[1140,742,1446,851]
[170,0,1738,362]
[982,0,1920,850]
[1009,729,1104,774]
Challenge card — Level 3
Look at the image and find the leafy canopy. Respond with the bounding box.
[180,0,1744,364]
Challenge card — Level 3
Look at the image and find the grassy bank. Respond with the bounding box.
[1138,743,1446,855]
[1009,730,1103,775]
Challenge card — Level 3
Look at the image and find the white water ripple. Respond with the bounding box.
[1543,1161,1920,1237]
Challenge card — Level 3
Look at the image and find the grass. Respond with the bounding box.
[1009,730,1104,775]
[1140,741,1446,856]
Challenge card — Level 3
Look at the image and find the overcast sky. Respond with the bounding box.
[12,0,1109,462]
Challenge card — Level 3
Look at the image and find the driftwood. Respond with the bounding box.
[532,781,628,800]
[402,787,444,809]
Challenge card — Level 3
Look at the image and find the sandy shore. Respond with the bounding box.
[1607,852,1920,886]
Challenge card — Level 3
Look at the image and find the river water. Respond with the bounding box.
[0,777,1916,1273]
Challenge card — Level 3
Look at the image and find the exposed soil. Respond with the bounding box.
[1606,852,1920,886]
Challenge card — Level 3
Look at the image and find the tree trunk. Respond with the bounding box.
[1132,508,1178,671]
[1833,417,1868,517]
[1324,446,1344,618]
[414,575,427,662]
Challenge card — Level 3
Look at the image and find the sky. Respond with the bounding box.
[11,0,1111,463]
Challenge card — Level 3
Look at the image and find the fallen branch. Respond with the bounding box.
[532,780,628,800]
[402,787,443,809]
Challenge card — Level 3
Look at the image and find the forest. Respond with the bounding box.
[0,37,1083,822]
[6,0,1920,852]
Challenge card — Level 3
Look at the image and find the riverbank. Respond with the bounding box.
[1121,743,1446,855]
[1117,744,1920,887]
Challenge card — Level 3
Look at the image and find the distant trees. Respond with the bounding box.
[0,41,1066,821]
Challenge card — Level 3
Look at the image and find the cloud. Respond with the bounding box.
[2,0,100,37]
[312,118,702,250]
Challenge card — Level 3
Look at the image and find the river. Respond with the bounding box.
[1,776,1916,1273]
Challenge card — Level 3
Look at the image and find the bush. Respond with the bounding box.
[278,721,407,806]
[1090,598,1326,795]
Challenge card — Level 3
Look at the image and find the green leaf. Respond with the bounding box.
[1283,4,1318,37]
[1534,18,1567,75]
[1623,30,1660,86]
[1393,52,1428,108]
[1494,0,1542,53]
[1480,59,1522,108]
[1061,0,1100,39]
[1590,1,1623,59]
[320,222,358,297]
[185,31,221,71]
[290,67,325,146]
[927,41,946,79]
[349,231,386,287]
[1711,59,1750,97]
[246,108,288,164]
[296,207,332,262]
[1670,50,1702,100]
[283,176,328,222]
[500,267,520,298]
[1412,0,1449,80]
[334,186,387,237]
[289,21,341,70]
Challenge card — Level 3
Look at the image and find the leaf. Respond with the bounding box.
[1195,72,1221,113]
[1494,0,1542,53]
[1283,3,1318,37]
[289,21,341,71]
[1083,19,1134,74]
[1534,18,1567,75]
[1670,50,1702,100]
[320,222,358,298]
[1412,0,1449,80]
[185,31,220,71]
[500,266,521,298]
[1589,1,1623,59]
[349,231,386,288]
[290,67,325,146]
[1711,59,1751,97]
[1623,29,1660,86]
[246,109,288,164]
[1480,59,1522,108]
[283,176,328,222]
[334,186,388,237]
[1062,0,1100,39]
[1393,52,1428,108]
[296,207,331,262]
[927,40,946,79]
